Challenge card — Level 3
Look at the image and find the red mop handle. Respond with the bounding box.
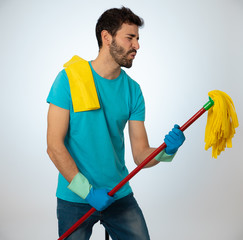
[108,107,207,196]
[58,103,210,240]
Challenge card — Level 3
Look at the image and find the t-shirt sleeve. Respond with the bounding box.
[46,70,71,110]
[129,83,145,121]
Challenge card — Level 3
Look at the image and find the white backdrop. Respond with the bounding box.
[0,0,242,239]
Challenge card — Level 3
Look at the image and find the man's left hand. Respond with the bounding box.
[164,124,185,155]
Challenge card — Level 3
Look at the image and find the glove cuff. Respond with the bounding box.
[67,172,92,199]
[155,150,176,162]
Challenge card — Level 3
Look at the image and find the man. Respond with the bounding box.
[47,7,185,240]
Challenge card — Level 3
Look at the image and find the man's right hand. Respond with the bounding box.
[85,188,115,211]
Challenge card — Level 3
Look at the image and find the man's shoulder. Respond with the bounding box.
[121,69,140,88]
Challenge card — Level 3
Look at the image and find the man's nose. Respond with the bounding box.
[132,39,140,50]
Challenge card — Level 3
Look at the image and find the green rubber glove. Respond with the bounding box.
[67,172,115,211]
[155,149,175,162]
[67,172,92,199]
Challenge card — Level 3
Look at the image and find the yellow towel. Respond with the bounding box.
[205,90,239,158]
[63,55,100,112]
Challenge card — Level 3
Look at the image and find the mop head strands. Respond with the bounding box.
[204,90,239,158]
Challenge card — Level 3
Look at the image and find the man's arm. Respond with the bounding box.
[128,120,159,167]
[129,120,186,166]
[47,103,79,183]
[47,103,115,210]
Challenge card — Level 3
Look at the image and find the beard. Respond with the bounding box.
[109,38,136,68]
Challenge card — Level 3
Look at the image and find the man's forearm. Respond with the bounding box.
[134,147,160,167]
[47,143,79,183]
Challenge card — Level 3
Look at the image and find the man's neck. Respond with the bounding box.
[91,52,121,80]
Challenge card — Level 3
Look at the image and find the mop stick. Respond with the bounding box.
[58,97,214,240]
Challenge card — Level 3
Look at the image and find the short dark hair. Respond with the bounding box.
[95,7,144,49]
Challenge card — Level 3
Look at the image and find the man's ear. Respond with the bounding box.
[101,30,112,47]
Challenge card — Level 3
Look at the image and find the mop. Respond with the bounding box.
[205,90,239,158]
[58,90,238,240]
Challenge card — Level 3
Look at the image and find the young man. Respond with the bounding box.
[47,7,185,240]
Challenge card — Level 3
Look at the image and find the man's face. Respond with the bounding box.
[109,23,140,68]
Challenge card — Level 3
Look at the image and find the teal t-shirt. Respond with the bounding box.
[47,62,145,203]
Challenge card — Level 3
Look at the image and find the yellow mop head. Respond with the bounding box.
[205,90,239,158]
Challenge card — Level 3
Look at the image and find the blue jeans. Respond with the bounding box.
[57,193,150,240]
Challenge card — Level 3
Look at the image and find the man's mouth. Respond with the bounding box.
[128,50,137,59]
[130,53,136,59]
